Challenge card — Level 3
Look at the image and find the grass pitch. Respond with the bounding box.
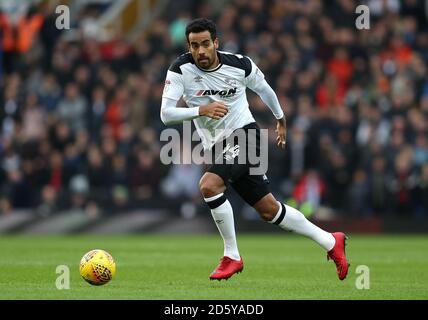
[0,234,427,300]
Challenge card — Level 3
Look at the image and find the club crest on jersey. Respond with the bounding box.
[224,77,236,86]
[194,75,203,82]
[196,87,237,97]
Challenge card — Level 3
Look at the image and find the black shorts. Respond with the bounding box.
[206,122,270,206]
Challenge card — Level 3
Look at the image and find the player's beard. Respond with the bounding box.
[197,53,217,70]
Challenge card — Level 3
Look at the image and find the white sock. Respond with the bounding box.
[204,193,240,261]
[270,202,335,251]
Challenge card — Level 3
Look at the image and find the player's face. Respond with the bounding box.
[188,31,219,70]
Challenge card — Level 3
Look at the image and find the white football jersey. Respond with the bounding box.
[162,51,266,149]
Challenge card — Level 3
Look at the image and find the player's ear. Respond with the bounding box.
[214,38,219,50]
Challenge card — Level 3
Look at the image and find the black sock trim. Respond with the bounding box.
[206,194,227,209]
[273,203,286,225]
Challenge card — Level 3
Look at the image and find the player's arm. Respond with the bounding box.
[250,79,286,149]
[161,98,229,125]
[161,70,228,125]
[247,69,287,149]
[275,115,287,150]
[161,97,199,125]
[161,70,190,125]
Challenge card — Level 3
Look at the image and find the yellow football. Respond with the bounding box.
[79,249,116,286]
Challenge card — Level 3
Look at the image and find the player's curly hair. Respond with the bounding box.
[185,18,217,42]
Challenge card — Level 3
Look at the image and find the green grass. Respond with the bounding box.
[0,234,427,299]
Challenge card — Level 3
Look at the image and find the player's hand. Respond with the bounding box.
[276,117,287,149]
[199,102,228,120]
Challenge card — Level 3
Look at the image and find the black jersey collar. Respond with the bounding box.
[192,51,223,73]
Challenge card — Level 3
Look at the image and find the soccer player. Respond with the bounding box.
[160,18,349,281]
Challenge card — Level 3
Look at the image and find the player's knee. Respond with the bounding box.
[258,210,277,222]
[199,180,219,198]
[199,174,224,198]
[254,198,280,222]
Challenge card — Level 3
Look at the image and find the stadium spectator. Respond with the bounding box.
[128,148,162,205]
[56,83,88,134]
[368,156,390,215]
[37,73,62,112]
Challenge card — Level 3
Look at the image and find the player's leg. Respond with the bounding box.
[253,193,335,250]
[253,193,350,280]
[199,172,243,280]
[199,172,240,260]
[231,174,349,280]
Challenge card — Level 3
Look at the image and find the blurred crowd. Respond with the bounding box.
[1,0,428,218]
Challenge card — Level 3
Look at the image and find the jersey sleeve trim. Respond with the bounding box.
[168,52,194,75]
[219,52,252,77]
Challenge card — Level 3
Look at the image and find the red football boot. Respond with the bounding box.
[209,256,243,281]
[327,232,350,280]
